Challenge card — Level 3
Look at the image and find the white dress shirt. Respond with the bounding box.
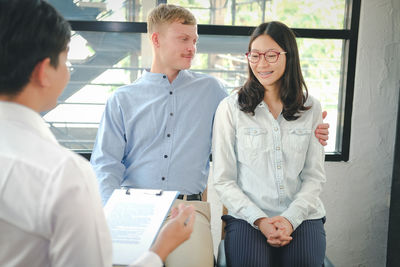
[0,101,162,267]
[212,93,326,230]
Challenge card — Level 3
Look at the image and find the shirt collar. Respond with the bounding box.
[0,101,58,144]
[141,69,188,85]
[141,69,167,81]
[258,101,283,121]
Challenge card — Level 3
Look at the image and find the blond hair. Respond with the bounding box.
[147,4,197,34]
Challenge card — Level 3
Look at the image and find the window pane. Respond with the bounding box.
[298,38,344,153]
[168,0,346,29]
[49,0,154,22]
[44,31,342,153]
[44,31,147,150]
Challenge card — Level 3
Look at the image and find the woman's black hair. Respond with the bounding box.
[0,0,71,96]
[238,21,310,120]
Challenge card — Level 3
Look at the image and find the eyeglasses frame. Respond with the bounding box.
[245,50,287,64]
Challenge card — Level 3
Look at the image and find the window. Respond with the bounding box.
[48,0,147,22]
[47,0,361,161]
[169,0,346,29]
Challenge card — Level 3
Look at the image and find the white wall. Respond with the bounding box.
[323,0,400,266]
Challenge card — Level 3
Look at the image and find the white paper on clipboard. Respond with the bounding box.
[104,188,179,266]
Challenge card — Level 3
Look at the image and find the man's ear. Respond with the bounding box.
[31,58,52,88]
[151,32,161,48]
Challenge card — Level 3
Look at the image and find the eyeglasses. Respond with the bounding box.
[246,50,287,64]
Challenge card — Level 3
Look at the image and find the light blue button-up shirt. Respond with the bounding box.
[212,93,326,230]
[91,70,227,204]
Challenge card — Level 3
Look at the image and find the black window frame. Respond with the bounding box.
[71,0,361,162]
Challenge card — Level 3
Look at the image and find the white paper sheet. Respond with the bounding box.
[104,189,179,265]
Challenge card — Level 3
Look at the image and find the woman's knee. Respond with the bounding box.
[223,215,273,267]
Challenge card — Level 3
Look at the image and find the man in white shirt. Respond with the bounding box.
[0,0,194,266]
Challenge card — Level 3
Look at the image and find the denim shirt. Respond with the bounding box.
[91,70,227,204]
[212,93,326,230]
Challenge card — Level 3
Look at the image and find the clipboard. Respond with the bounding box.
[104,188,179,266]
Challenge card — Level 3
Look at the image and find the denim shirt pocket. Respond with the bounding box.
[240,127,269,148]
[288,128,312,153]
[236,127,270,164]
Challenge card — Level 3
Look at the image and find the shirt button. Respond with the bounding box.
[276,146,280,150]
[164,155,168,158]
[163,75,166,79]
[170,113,173,116]
[169,91,173,95]
[277,165,281,169]
[167,134,171,137]
[162,177,166,181]
[279,185,284,189]
[274,127,278,131]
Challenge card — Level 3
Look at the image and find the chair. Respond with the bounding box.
[215,206,334,267]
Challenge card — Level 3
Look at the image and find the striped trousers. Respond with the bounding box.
[223,215,326,267]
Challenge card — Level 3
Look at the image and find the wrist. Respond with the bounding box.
[280,216,294,231]
[254,217,268,228]
[150,243,170,263]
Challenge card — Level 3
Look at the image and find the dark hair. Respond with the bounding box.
[238,21,309,120]
[0,0,71,96]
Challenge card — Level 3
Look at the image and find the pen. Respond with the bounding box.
[184,217,190,226]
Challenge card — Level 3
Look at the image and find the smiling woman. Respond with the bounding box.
[248,35,287,97]
[239,22,310,122]
[212,21,327,267]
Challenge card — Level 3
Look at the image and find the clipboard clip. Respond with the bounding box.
[125,188,163,196]
[152,190,163,196]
